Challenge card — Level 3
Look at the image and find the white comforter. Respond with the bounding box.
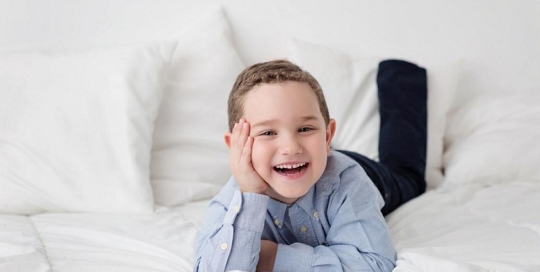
[2,183,539,272]
[388,181,540,272]
[0,201,209,272]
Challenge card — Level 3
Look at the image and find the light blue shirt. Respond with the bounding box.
[194,151,396,271]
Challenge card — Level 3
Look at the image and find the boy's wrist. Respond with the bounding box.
[237,179,268,195]
[239,186,267,195]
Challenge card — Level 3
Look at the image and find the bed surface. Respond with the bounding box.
[388,182,540,271]
[0,203,208,271]
[4,182,539,271]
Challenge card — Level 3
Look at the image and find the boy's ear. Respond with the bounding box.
[326,118,337,154]
[224,132,233,150]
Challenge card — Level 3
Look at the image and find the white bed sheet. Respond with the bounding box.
[388,181,540,272]
[3,184,539,272]
[0,202,211,272]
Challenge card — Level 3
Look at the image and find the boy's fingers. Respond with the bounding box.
[231,121,241,146]
[238,123,248,146]
[232,121,243,148]
[232,120,246,144]
[241,136,253,163]
[230,120,252,167]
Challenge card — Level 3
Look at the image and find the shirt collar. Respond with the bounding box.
[267,184,317,228]
[267,198,288,229]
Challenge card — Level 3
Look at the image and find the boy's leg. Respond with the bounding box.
[338,59,427,216]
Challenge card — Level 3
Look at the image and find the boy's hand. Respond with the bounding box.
[257,240,277,272]
[229,119,268,194]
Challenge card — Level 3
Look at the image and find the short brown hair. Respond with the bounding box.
[227,59,330,131]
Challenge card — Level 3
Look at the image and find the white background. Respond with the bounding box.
[1,0,539,102]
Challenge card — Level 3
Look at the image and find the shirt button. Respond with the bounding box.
[300,226,307,233]
[220,243,228,250]
[313,211,319,219]
[274,218,280,226]
[233,205,239,213]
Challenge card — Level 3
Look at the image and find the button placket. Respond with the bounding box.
[288,203,319,246]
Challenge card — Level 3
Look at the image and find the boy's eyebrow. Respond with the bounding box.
[299,115,319,122]
[251,115,319,128]
[251,120,276,128]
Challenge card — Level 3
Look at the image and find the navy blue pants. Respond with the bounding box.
[338,60,427,216]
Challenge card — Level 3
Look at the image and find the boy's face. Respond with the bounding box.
[242,81,336,204]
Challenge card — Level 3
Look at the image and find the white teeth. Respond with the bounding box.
[275,162,306,169]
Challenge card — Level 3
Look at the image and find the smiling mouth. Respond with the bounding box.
[273,162,309,176]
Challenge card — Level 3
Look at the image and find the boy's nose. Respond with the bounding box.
[279,136,302,155]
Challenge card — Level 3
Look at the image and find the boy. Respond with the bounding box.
[194,59,427,271]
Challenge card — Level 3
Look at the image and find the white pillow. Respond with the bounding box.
[0,43,176,214]
[288,39,381,160]
[288,39,458,189]
[150,8,246,207]
[443,93,540,186]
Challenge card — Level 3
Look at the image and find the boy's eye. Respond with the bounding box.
[299,127,314,132]
[260,131,276,136]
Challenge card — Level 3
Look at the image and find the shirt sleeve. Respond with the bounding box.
[272,164,396,271]
[194,183,269,272]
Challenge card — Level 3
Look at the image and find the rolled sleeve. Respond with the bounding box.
[195,187,270,272]
[234,192,269,231]
[274,243,314,272]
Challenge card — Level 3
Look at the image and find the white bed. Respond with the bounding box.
[389,182,540,271]
[1,1,539,271]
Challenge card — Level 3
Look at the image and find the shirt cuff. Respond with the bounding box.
[233,191,269,232]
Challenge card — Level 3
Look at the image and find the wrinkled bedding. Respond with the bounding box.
[4,183,539,272]
[387,181,540,271]
[0,200,209,272]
